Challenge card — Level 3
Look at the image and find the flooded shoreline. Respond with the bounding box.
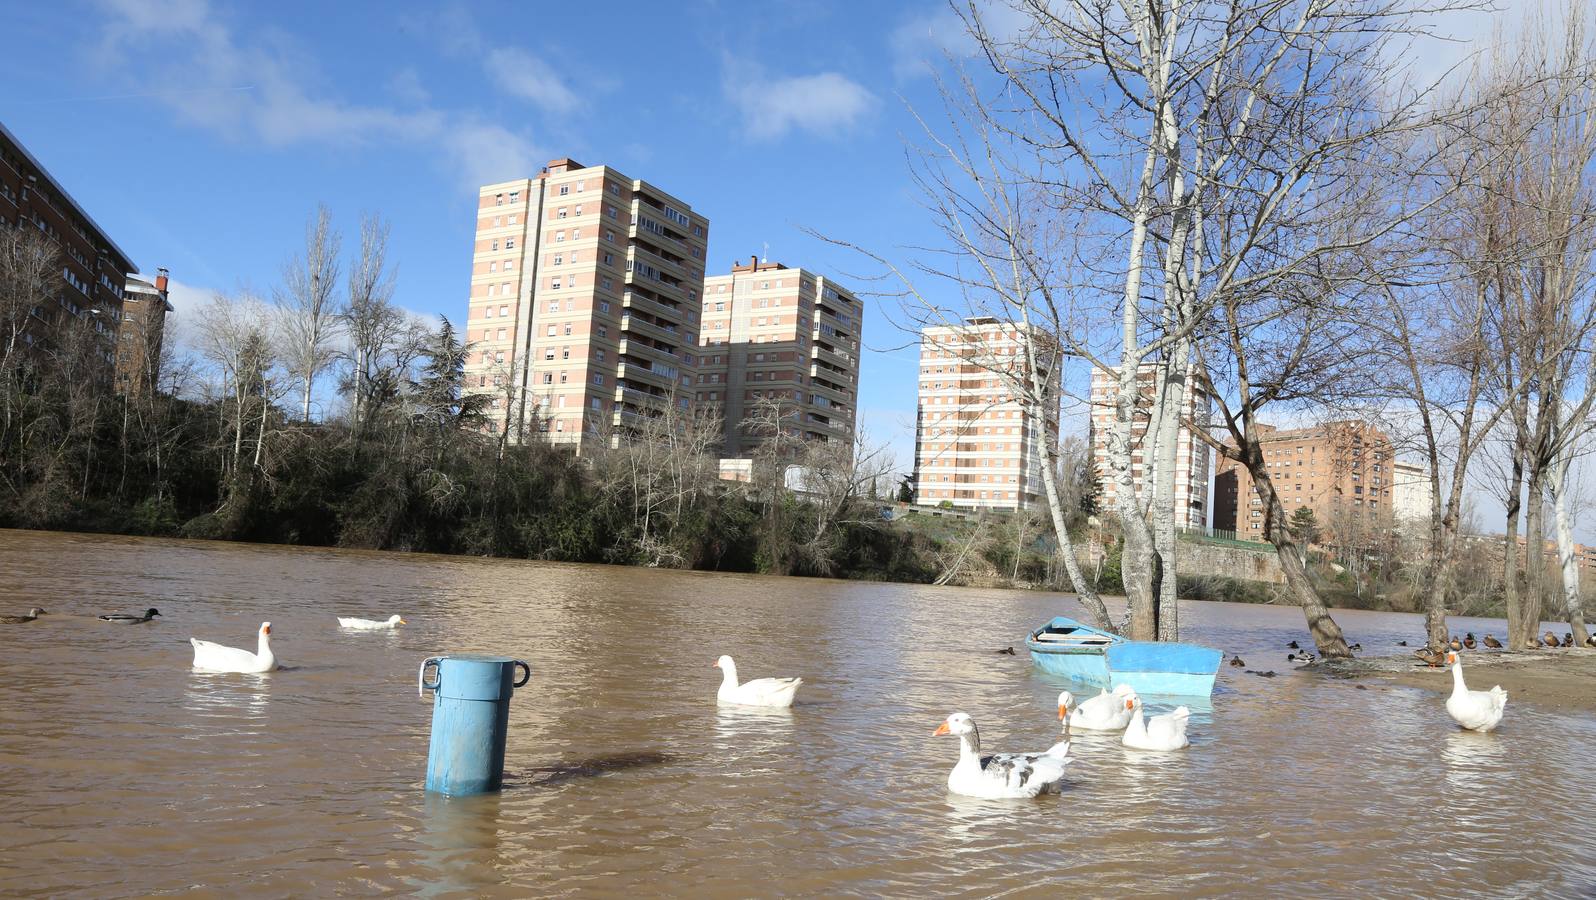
[2,528,1594,896]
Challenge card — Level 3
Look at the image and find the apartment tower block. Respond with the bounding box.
[912,317,1060,510]
[697,257,862,455]
[1087,364,1212,529]
[462,159,708,446]
[1211,421,1394,544]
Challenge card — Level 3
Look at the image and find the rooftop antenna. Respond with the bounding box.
[761,241,769,263]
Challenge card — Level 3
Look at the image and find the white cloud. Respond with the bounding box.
[888,3,1029,82]
[92,0,541,186]
[483,48,580,114]
[725,66,878,141]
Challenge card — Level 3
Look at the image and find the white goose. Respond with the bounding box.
[934,712,1070,799]
[1061,685,1138,731]
[337,614,406,630]
[1122,696,1191,751]
[714,655,802,708]
[191,622,277,674]
[1445,650,1506,732]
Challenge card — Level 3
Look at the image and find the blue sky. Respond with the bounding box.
[3,0,993,474]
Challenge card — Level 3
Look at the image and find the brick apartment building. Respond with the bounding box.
[1212,421,1394,543]
[1087,363,1212,529]
[912,317,1060,510]
[114,268,172,393]
[697,256,862,455]
[0,121,137,368]
[460,158,709,448]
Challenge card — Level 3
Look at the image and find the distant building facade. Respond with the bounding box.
[1212,421,1394,544]
[0,120,137,367]
[912,317,1060,510]
[460,158,708,448]
[698,256,862,456]
[1087,363,1212,529]
[115,268,172,393]
[1390,460,1432,524]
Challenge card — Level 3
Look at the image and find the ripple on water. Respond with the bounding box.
[0,530,1594,897]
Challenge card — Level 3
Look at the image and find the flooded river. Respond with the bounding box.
[1,529,1593,897]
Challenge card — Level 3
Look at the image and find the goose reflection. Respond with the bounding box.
[712,705,795,769]
[181,671,271,735]
[1442,729,1506,794]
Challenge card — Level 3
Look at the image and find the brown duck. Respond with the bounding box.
[1448,636,1463,651]
[1414,647,1446,667]
[1463,633,1477,650]
[0,607,45,624]
[1483,634,1503,649]
[1562,633,1574,648]
[1544,631,1561,649]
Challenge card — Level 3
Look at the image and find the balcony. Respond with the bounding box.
[617,338,682,368]
[616,361,675,390]
[808,363,855,387]
[613,385,666,409]
[811,342,852,369]
[621,313,679,344]
[622,290,680,322]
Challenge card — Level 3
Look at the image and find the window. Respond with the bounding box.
[560,372,568,383]
[491,240,499,251]
[556,231,566,242]
[602,277,613,290]
[544,348,555,360]
[559,185,570,196]
[599,301,611,313]
[603,252,613,265]
[552,278,562,289]
[572,229,581,239]
[495,193,504,206]
[506,238,515,249]
[543,373,553,384]
[499,305,508,317]
[562,347,570,359]
[546,325,557,336]
[574,204,583,216]
[591,398,602,410]
[558,208,568,219]
[554,254,564,265]
[605,230,615,242]
[509,191,519,202]
[489,261,498,272]
[609,183,620,195]
[505,260,514,270]
[497,328,506,340]
[563,323,573,336]
[508,215,517,225]
[596,348,606,361]
[592,374,605,385]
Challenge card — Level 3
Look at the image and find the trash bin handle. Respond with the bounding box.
[418,656,444,698]
[512,660,531,689]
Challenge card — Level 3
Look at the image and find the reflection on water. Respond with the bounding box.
[1,528,1594,896]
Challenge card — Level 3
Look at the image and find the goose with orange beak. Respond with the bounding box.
[1059,684,1137,731]
[1444,650,1506,732]
[933,712,1069,799]
[191,621,277,674]
[1121,696,1191,751]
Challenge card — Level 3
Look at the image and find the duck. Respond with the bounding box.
[1449,636,1463,651]
[1463,633,1476,650]
[1349,642,1362,651]
[1121,696,1191,751]
[1544,631,1562,649]
[1287,651,1317,665]
[1587,634,1596,648]
[1444,650,1506,732]
[1414,647,1445,667]
[1060,685,1137,731]
[1397,640,1409,647]
[0,607,46,624]
[337,614,406,630]
[100,607,161,623]
[1287,640,1301,649]
[1229,655,1245,667]
[934,712,1070,799]
[1483,634,1503,649]
[994,646,1016,655]
[1563,633,1574,648]
[714,655,802,708]
[191,622,276,674]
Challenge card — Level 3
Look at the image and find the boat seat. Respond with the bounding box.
[1034,633,1112,645]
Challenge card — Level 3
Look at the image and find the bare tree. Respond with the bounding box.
[341,215,402,434]
[279,205,342,422]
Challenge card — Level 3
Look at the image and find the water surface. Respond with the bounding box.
[1,530,1592,897]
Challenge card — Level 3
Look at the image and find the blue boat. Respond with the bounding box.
[1025,616,1222,697]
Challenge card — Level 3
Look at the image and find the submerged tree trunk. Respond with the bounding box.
[1245,446,1351,658]
[1503,454,1527,649]
[1549,444,1589,644]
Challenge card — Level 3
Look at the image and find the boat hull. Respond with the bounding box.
[1026,617,1222,697]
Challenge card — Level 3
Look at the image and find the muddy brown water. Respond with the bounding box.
[1,529,1593,897]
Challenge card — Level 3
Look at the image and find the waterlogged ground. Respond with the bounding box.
[1,529,1593,897]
